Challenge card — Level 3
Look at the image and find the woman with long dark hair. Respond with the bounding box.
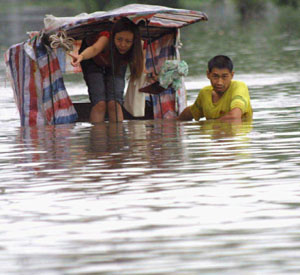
[71,17,144,122]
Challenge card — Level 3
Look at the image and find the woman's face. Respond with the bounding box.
[114,31,134,54]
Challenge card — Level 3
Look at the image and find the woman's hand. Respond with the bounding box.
[71,53,84,67]
[70,35,108,67]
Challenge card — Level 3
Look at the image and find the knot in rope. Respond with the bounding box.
[49,31,75,52]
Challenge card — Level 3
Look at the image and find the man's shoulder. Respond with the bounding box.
[200,85,213,93]
[231,80,248,89]
[197,85,213,100]
[229,80,251,100]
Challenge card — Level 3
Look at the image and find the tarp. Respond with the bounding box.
[5,36,78,126]
[43,4,207,40]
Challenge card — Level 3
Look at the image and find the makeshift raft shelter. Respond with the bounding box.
[5,4,207,126]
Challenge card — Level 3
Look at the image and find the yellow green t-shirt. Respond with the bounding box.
[190,80,252,120]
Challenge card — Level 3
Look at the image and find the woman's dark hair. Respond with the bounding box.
[208,55,233,72]
[111,17,143,80]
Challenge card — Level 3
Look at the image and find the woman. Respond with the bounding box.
[71,17,144,122]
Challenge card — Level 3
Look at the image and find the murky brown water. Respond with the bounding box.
[1,71,300,274]
[1,4,300,274]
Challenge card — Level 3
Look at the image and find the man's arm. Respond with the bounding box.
[218,107,242,122]
[177,106,194,121]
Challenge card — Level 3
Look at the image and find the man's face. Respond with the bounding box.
[207,68,234,95]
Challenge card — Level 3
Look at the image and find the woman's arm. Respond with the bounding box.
[71,35,109,67]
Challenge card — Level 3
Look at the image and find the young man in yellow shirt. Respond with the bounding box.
[178,55,252,122]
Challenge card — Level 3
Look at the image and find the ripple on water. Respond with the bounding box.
[1,76,300,274]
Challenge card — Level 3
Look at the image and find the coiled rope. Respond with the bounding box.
[49,30,75,52]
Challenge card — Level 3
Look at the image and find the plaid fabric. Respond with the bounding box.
[144,32,186,119]
[5,35,78,126]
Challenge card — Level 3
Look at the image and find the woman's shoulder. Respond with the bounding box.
[98,31,110,39]
[86,31,110,45]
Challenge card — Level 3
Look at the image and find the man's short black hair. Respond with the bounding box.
[208,55,233,72]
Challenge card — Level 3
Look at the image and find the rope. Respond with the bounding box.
[146,20,163,118]
[109,35,119,122]
[47,52,56,125]
[146,20,158,76]
[49,30,75,52]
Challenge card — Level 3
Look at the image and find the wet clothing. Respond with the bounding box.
[80,31,127,106]
[83,67,126,106]
[190,80,252,120]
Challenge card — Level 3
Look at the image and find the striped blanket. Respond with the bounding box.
[5,34,77,126]
[144,32,186,119]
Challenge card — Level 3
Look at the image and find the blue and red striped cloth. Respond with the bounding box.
[5,35,78,126]
[144,32,187,119]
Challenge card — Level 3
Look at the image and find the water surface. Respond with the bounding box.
[1,8,300,275]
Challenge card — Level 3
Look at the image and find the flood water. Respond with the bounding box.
[1,5,300,275]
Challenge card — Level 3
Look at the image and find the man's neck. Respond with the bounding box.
[212,90,225,103]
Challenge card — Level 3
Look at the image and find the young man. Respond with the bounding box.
[178,55,252,122]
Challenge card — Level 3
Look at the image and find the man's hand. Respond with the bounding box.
[177,106,193,121]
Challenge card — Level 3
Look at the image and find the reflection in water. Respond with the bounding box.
[179,119,253,168]
[14,120,187,182]
[198,119,253,140]
[17,124,75,173]
[86,120,186,166]
[200,119,253,164]
[89,123,126,154]
[85,120,188,177]
[1,113,300,274]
